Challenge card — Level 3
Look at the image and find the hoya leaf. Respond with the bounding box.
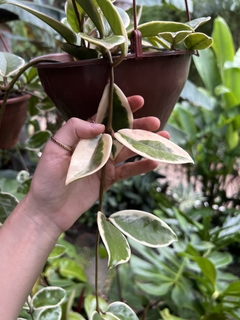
[25,130,52,150]
[160,308,186,320]
[158,30,191,47]
[90,311,105,320]
[85,295,108,319]
[109,210,177,247]
[48,244,66,260]
[79,33,125,53]
[66,134,112,184]
[137,21,193,37]
[97,211,131,268]
[114,129,194,164]
[101,313,119,320]
[65,0,83,33]
[75,0,105,37]
[96,0,128,60]
[68,311,86,319]
[36,306,62,320]
[96,84,133,159]
[0,192,19,223]
[186,16,211,31]
[106,302,138,320]
[0,0,76,43]
[0,52,25,77]
[61,43,98,60]
[184,32,213,50]
[32,287,66,309]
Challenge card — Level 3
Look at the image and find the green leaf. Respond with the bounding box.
[0,52,25,77]
[65,0,83,33]
[226,123,239,150]
[75,0,105,37]
[175,105,197,137]
[96,84,133,159]
[137,282,172,296]
[85,295,108,319]
[109,210,177,247]
[160,308,187,320]
[97,211,131,268]
[96,0,128,60]
[137,21,193,37]
[184,33,213,50]
[114,129,194,164]
[159,30,191,47]
[68,311,86,319]
[61,43,98,60]
[1,0,76,43]
[91,311,105,320]
[36,306,62,320]
[66,134,112,184]
[193,48,221,95]
[106,302,138,320]
[25,130,52,150]
[0,192,19,223]
[186,16,211,31]
[212,17,235,74]
[32,287,66,309]
[193,257,216,288]
[49,257,87,282]
[78,33,125,53]
[222,281,240,296]
[48,244,66,260]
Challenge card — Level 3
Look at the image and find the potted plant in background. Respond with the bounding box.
[0,0,213,129]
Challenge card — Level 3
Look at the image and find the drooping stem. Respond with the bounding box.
[95,230,101,313]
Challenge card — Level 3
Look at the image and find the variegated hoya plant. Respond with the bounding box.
[0,0,214,319]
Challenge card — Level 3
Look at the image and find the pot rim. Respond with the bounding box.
[34,50,193,69]
[0,93,31,104]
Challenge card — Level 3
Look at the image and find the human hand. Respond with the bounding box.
[24,96,170,235]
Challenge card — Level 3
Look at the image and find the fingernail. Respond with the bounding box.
[90,123,105,130]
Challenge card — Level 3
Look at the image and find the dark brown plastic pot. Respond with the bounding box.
[36,51,192,129]
[0,94,30,149]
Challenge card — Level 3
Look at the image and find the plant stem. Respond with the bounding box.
[95,230,101,313]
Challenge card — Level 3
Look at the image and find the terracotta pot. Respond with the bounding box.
[36,51,192,129]
[0,94,30,149]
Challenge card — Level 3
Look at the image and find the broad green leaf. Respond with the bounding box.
[32,287,66,309]
[175,105,197,138]
[85,295,108,319]
[222,281,240,296]
[96,84,133,159]
[48,244,66,260]
[0,192,19,223]
[212,17,235,75]
[193,257,216,288]
[36,306,62,320]
[97,211,131,268]
[226,123,239,150]
[96,0,128,61]
[160,308,186,320]
[101,313,119,320]
[25,130,52,150]
[0,52,25,77]
[75,0,105,37]
[49,257,87,282]
[137,21,193,37]
[0,0,76,44]
[114,129,194,164]
[65,0,84,33]
[91,311,104,320]
[184,33,213,50]
[158,31,191,48]
[106,302,138,320]
[61,43,98,60]
[68,311,86,319]
[137,282,172,296]
[186,17,211,31]
[193,49,221,95]
[78,33,125,53]
[109,210,177,247]
[66,134,112,184]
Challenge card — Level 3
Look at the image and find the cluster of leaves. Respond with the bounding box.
[1,0,213,66]
[168,16,240,207]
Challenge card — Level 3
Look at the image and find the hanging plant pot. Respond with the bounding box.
[0,94,30,149]
[36,50,192,129]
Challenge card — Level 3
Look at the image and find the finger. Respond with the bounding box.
[46,118,105,154]
[156,130,170,140]
[133,116,160,131]
[127,95,144,113]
